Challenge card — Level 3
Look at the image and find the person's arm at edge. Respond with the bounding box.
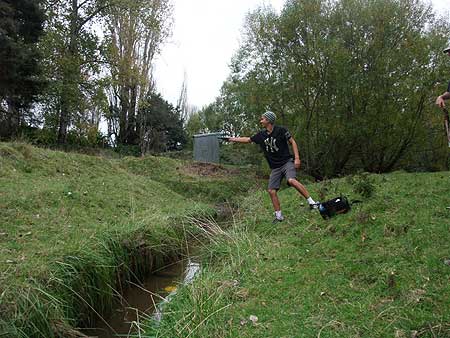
[436,92,450,108]
[229,137,252,143]
[288,137,301,169]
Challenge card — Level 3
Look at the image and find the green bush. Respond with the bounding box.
[349,172,376,198]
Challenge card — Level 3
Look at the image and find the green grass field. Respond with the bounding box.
[1,142,449,337]
[0,142,260,337]
[151,171,450,338]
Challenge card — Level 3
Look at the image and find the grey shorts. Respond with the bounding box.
[268,159,296,190]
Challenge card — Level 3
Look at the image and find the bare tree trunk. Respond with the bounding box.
[118,86,129,144]
[177,72,189,123]
[3,97,20,138]
[127,84,138,144]
[58,90,70,144]
[105,0,173,150]
[58,0,79,144]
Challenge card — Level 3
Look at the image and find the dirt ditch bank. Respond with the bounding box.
[74,207,233,338]
[1,205,244,337]
[80,257,200,338]
[0,226,195,338]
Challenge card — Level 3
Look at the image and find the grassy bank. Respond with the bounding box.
[0,142,259,337]
[152,171,450,337]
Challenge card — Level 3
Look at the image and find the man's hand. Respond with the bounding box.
[436,95,446,108]
[294,158,301,169]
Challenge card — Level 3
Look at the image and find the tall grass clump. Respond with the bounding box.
[142,211,264,337]
[2,225,190,337]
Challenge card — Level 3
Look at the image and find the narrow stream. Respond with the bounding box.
[80,258,200,338]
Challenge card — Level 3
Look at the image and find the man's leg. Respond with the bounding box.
[288,178,317,208]
[284,160,318,207]
[268,188,281,211]
[268,188,284,222]
[268,168,284,221]
[287,178,310,199]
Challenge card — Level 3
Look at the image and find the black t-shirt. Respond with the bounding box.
[250,125,293,169]
[447,81,450,92]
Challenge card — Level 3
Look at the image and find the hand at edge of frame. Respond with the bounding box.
[436,96,446,108]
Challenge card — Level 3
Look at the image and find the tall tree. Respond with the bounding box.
[139,91,186,154]
[39,0,109,144]
[217,0,450,176]
[104,0,173,148]
[177,71,189,123]
[0,0,45,139]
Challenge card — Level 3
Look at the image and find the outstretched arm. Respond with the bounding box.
[288,137,301,169]
[228,137,252,143]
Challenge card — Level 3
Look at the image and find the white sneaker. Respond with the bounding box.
[309,203,319,210]
[272,214,284,223]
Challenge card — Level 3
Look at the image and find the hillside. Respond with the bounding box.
[1,143,448,337]
[153,171,450,337]
[0,142,260,337]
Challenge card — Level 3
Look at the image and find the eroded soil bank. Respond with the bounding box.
[81,257,200,338]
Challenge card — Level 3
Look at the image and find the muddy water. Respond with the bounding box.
[81,258,200,338]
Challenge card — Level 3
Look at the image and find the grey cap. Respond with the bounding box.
[262,111,276,124]
[443,46,450,53]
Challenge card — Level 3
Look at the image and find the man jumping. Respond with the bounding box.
[224,111,318,223]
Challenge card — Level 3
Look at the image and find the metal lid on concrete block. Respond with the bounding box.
[193,132,224,138]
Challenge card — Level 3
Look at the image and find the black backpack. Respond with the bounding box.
[318,196,352,219]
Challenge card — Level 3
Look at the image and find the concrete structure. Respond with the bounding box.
[193,132,222,163]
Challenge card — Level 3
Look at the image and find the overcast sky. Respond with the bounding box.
[153,0,449,110]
